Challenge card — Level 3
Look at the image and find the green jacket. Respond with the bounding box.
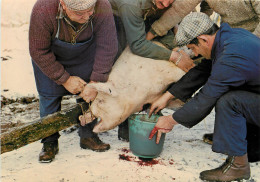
[109,0,172,60]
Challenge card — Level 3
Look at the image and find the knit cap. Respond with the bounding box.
[176,12,214,46]
[63,0,97,11]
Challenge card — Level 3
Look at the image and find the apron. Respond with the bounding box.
[32,19,95,96]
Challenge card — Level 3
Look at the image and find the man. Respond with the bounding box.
[149,0,260,161]
[109,0,195,141]
[149,12,260,181]
[109,0,195,71]
[29,0,118,162]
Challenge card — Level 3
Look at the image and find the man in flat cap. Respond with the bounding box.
[29,0,118,162]
[149,12,260,181]
[148,0,260,153]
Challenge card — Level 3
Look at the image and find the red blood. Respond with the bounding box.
[121,148,131,153]
[169,159,174,165]
[137,158,160,166]
[119,154,161,166]
[119,154,135,161]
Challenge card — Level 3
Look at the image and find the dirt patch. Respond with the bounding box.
[1,95,77,134]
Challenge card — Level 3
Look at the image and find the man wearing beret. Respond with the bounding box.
[149,12,260,181]
[29,0,118,162]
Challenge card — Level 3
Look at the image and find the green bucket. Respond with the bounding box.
[128,114,166,158]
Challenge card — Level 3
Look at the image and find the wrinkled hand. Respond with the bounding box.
[149,92,175,117]
[62,76,86,94]
[146,31,156,40]
[170,48,195,73]
[149,115,178,144]
[79,85,98,103]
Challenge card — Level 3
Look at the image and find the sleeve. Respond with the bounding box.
[168,59,212,102]
[172,61,246,128]
[90,0,118,82]
[251,0,260,37]
[151,0,201,36]
[29,2,70,85]
[118,4,172,60]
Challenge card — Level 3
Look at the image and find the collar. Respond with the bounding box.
[56,3,65,20]
[211,23,231,61]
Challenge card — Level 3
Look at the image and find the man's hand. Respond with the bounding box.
[79,84,98,103]
[149,92,175,117]
[146,31,156,40]
[170,48,195,73]
[149,115,178,144]
[62,76,86,94]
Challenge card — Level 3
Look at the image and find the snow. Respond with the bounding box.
[1,0,259,181]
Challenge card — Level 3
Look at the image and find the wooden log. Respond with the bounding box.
[1,102,88,154]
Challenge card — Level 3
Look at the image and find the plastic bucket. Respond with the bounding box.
[128,114,165,158]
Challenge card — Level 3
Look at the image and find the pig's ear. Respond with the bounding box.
[87,82,118,97]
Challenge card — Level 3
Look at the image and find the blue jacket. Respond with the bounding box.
[173,23,260,128]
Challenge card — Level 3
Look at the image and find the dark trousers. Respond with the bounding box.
[212,90,260,157]
[39,95,95,143]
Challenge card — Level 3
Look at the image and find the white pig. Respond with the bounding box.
[79,45,186,133]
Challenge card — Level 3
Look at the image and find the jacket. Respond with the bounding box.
[172,23,260,128]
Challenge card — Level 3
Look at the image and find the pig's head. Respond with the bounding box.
[79,82,136,133]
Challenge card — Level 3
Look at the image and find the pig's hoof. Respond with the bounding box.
[80,136,110,152]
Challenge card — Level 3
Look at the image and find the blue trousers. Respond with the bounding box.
[39,95,95,143]
[212,90,260,156]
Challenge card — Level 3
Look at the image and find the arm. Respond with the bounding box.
[118,4,172,60]
[168,58,212,102]
[151,0,201,37]
[90,0,118,82]
[173,62,246,128]
[149,59,211,116]
[29,1,70,85]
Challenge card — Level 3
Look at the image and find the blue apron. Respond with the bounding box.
[32,19,95,96]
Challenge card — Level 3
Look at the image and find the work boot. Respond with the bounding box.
[200,154,251,182]
[203,133,213,145]
[118,120,129,142]
[80,134,110,152]
[39,140,59,163]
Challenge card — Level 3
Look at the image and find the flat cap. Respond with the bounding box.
[175,12,214,46]
[63,0,97,11]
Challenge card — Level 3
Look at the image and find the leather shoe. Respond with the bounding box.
[80,135,110,152]
[200,154,251,182]
[39,140,59,163]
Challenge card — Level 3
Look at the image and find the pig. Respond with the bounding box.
[79,45,186,133]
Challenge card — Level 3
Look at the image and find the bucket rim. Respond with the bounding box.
[129,113,160,124]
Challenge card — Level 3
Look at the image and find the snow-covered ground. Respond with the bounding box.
[1,0,259,181]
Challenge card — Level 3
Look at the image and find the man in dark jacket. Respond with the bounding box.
[29,0,118,162]
[149,12,260,181]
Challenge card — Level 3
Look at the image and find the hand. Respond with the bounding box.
[170,48,195,73]
[79,84,98,103]
[62,76,86,94]
[149,92,175,117]
[149,115,178,144]
[146,31,156,40]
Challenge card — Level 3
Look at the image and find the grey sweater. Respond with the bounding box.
[109,0,172,60]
